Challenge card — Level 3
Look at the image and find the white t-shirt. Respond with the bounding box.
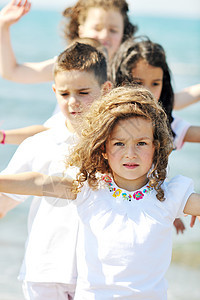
[44,111,65,129]
[171,114,190,150]
[73,175,194,299]
[1,121,78,284]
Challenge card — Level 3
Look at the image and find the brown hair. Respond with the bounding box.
[53,42,107,86]
[66,86,173,201]
[62,0,137,43]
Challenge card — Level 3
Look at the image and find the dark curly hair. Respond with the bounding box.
[66,86,173,201]
[62,0,137,43]
[109,37,175,134]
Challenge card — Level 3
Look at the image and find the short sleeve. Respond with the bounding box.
[73,182,92,207]
[171,114,191,150]
[164,175,194,219]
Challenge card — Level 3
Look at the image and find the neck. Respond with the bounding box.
[65,119,80,135]
[112,173,149,191]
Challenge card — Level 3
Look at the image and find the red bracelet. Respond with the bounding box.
[0,130,6,144]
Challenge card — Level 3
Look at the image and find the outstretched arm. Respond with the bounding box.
[0,0,54,83]
[184,193,200,216]
[174,84,200,110]
[183,126,200,143]
[0,125,49,145]
[0,172,76,200]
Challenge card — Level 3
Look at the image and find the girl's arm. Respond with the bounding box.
[184,193,200,216]
[174,84,200,110]
[0,125,49,145]
[0,0,54,83]
[183,126,200,143]
[0,172,76,200]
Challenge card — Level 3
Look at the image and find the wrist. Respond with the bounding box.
[0,130,6,144]
[0,18,11,29]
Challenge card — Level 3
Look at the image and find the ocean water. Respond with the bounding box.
[0,8,200,299]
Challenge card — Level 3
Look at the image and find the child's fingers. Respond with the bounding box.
[16,0,31,15]
[11,0,17,6]
[190,216,196,227]
[16,0,23,7]
[16,0,30,8]
[25,1,31,13]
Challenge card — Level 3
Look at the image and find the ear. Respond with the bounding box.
[78,25,85,38]
[102,81,113,95]
[102,152,108,160]
[52,83,56,93]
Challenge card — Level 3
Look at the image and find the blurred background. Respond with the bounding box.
[0,0,199,299]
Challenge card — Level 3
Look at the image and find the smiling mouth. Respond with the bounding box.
[123,163,139,169]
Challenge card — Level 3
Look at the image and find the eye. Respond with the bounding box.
[137,141,147,146]
[114,142,125,146]
[152,82,161,87]
[110,28,118,33]
[132,80,143,86]
[80,91,89,95]
[60,92,69,96]
[94,26,101,32]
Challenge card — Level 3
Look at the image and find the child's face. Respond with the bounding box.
[131,59,163,101]
[104,117,155,191]
[53,70,102,132]
[79,7,124,61]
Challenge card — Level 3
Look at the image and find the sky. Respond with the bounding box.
[1,0,200,18]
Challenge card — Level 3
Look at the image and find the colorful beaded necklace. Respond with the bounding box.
[102,174,153,201]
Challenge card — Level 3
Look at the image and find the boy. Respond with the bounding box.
[0,42,111,300]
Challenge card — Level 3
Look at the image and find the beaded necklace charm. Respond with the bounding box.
[102,175,153,201]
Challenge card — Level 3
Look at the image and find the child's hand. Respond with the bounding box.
[189,215,200,227]
[0,0,31,27]
[173,218,186,234]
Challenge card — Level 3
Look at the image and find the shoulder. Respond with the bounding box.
[161,175,194,218]
[163,175,194,200]
[163,175,193,191]
[75,179,107,205]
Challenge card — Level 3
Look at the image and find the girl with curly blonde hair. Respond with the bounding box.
[68,85,173,201]
[1,86,199,299]
[0,0,137,84]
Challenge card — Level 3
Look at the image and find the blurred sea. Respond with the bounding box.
[0,8,199,300]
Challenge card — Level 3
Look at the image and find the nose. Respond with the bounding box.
[143,83,151,93]
[68,95,80,108]
[98,29,109,43]
[126,144,136,159]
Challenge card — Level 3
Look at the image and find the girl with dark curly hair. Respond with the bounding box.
[109,37,200,150]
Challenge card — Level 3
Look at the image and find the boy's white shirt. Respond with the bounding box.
[1,114,78,284]
[44,111,65,128]
[73,175,194,299]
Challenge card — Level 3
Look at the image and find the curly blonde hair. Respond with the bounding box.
[67,86,173,201]
[62,0,137,43]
